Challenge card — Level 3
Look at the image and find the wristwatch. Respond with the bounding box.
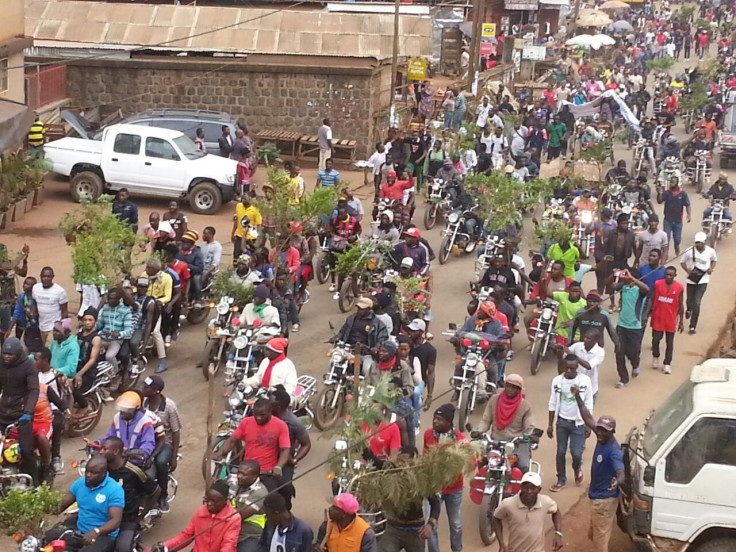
[94,528,101,536]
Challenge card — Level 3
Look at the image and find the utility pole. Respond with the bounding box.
[467,0,483,90]
[570,0,582,35]
[390,0,401,110]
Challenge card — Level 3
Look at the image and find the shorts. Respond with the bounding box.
[33,420,53,439]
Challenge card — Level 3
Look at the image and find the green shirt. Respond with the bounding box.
[553,291,586,338]
[50,335,81,378]
[617,284,646,330]
[547,122,568,147]
[547,243,580,279]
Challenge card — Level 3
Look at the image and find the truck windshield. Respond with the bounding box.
[642,378,694,459]
[173,136,206,160]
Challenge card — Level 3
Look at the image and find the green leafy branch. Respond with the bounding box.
[389,275,429,317]
[334,239,394,277]
[679,80,710,112]
[645,57,675,74]
[0,485,62,535]
[533,219,574,246]
[210,267,256,305]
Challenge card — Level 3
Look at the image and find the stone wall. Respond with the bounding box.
[66,58,391,157]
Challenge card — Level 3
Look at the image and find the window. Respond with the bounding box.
[665,417,736,484]
[145,137,180,161]
[113,133,141,155]
[642,379,694,459]
[173,136,204,160]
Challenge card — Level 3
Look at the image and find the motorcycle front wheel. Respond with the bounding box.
[201,339,224,381]
[424,204,439,230]
[439,235,452,265]
[65,393,104,437]
[187,305,211,325]
[314,386,345,430]
[458,388,471,430]
[317,255,331,284]
[696,170,704,193]
[530,336,545,376]
[338,277,356,313]
[479,493,501,545]
[708,224,718,248]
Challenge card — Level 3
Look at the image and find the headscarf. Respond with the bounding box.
[53,318,72,336]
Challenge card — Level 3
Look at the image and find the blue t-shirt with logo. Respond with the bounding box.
[589,437,625,500]
[70,474,125,537]
[617,285,647,330]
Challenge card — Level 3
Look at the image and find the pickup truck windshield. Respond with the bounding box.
[174,136,206,160]
[642,378,694,459]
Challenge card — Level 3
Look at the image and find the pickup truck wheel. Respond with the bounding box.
[695,539,736,552]
[70,172,103,202]
[190,182,222,214]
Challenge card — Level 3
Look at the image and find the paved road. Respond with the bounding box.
[5,51,734,552]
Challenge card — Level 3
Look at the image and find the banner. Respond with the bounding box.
[408,58,427,81]
[561,90,640,133]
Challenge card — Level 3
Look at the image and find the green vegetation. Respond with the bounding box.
[0,485,62,535]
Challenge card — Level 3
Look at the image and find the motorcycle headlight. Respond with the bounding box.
[216,302,230,315]
[714,203,723,212]
[233,335,248,350]
[541,308,553,320]
[331,350,345,363]
[622,204,632,215]
[487,450,503,467]
[448,212,460,224]
[581,211,593,224]
[20,536,39,552]
[229,391,244,407]
[334,439,348,451]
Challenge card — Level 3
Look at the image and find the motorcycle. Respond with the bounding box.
[338,248,391,313]
[64,361,114,437]
[201,295,240,380]
[183,269,217,325]
[687,150,712,193]
[702,198,732,248]
[604,183,623,213]
[439,209,477,265]
[574,210,594,259]
[619,202,649,232]
[423,177,452,230]
[315,232,332,285]
[1,424,37,495]
[16,529,73,552]
[527,299,559,376]
[225,324,282,392]
[469,429,544,545]
[474,236,506,281]
[96,337,144,393]
[632,138,656,175]
[314,342,357,430]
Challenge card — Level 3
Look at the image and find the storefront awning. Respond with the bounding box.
[0,100,33,152]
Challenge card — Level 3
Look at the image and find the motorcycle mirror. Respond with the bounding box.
[448,323,458,330]
[464,422,473,432]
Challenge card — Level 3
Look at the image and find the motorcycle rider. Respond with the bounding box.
[335,296,389,381]
[703,172,735,225]
[657,155,683,188]
[243,284,281,330]
[100,391,156,467]
[0,337,39,484]
[604,160,630,186]
[327,200,362,294]
[449,189,482,243]
[230,254,263,288]
[621,178,655,214]
[372,211,400,243]
[96,289,133,376]
[435,158,463,201]
[242,337,297,396]
[392,227,431,276]
[683,129,713,172]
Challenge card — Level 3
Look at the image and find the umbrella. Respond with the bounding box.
[599,0,630,10]
[565,33,616,50]
[577,10,613,27]
[609,20,634,33]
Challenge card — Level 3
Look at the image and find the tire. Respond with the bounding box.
[313,386,345,430]
[187,306,211,325]
[438,235,452,265]
[316,256,331,284]
[530,337,544,376]
[120,366,141,392]
[694,539,736,552]
[65,393,103,437]
[70,171,103,202]
[696,170,704,193]
[424,204,438,230]
[189,182,223,214]
[201,435,236,480]
[708,225,718,248]
[458,388,471,430]
[479,493,500,545]
[338,277,356,313]
[201,339,223,381]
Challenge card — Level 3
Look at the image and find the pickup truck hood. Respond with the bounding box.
[45,137,103,154]
[192,153,239,174]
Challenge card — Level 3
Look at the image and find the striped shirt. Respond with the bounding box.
[317,169,341,188]
[28,120,45,147]
[96,304,133,340]
[144,396,182,445]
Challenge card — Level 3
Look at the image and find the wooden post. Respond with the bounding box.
[390,0,401,109]
[204,364,217,489]
[467,0,483,90]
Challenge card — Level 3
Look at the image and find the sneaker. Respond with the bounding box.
[164,335,172,348]
[159,497,170,513]
[291,324,300,333]
[652,357,660,369]
[574,469,584,485]
[506,350,514,361]
[550,482,566,492]
[51,457,64,475]
[615,381,628,388]
[688,328,696,335]
[329,284,337,292]
[154,363,168,374]
[632,367,640,378]
[332,292,340,300]
[663,365,672,374]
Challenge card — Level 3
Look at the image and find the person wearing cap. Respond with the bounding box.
[570,384,626,552]
[336,296,389,380]
[635,215,669,266]
[372,210,400,243]
[703,172,735,224]
[423,404,468,552]
[492,470,563,552]
[147,218,176,253]
[656,174,691,257]
[477,372,535,443]
[316,492,377,552]
[379,170,415,202]
[0,336,40,484]
[178,230,204,308]
[230,254,262,288]
[155,480,240,552]
[435,156,462,189]
[101,391,156,466]
[243,284,282,331]
[243,337,297,396]
[50,317,80,378]
[131,278,166,374]
[327,201,362,293]
[141,376,182,512]
[112,188,138,234]
[680,231,717,334]
[392,227,431,276]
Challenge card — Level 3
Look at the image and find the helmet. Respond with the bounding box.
[237,254,252,265]
[116,391,141,411]
[3,442,20,463]
[478,301,497,319]
[666,156,678,164]
[239,215,251,228]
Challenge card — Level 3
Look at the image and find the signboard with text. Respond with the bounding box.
[482,23,496,37]
[407,58,427,81]
[505,0,539,9]
[522,45,546,61]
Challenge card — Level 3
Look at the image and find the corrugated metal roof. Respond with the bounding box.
[25,0,432,60]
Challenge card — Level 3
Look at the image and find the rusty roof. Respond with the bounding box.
[25,0,432,60]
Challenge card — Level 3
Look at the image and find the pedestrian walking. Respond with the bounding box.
[680,232,716,335]
[566,329,605,403]
[644,266,684,375]
[318,118,333,171]
[656,178,691,257]
[570,386,626,552]
[547,353,594,491]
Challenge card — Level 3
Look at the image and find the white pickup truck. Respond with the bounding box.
[44,123,239,214]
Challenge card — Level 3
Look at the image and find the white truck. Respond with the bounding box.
[44,123,239,214]
[620,359,736,552]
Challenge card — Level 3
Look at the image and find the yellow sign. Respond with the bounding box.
[408,58,427,81]
[482,23,496,38]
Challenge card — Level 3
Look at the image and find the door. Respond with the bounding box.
[142,137,187,193]
[101,132,143,186]
[650,416,736,541]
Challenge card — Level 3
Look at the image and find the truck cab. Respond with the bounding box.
[620,359,736,552]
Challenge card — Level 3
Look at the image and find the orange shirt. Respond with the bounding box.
[697,120,717,142]
[34,384,52,423]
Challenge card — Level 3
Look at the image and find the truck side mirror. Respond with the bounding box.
[643,465,655,486]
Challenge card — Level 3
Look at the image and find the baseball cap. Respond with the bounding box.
[136,277,150,288]
[505,373,524,389]
[407,319,426,332]
[143,376,165,391]
[334,493,360,515]
[400,256,414,269]
[355,296,373,309]
[521,472,542,487]
[694,231,707,243]
[596,415,616,432]
[404,227,421,239]
[585,290,602,302]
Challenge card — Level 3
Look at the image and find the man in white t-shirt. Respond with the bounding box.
[680,232,717,334]
[488,127,509,170]
[33,267,69,346]
[566,329,605,402]
[318,118,333,171]
[547,352,594,491]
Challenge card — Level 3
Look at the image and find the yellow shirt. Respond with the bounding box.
[147,271,173,304]
[235,204,262,239]
[288,176,304,205]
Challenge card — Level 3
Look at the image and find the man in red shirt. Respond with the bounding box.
[524,260,572,330]
[379,171,415,201]
[423,404,469,552]
[215,397,291,494]
[542,83,557,110]
[644,265,684,375]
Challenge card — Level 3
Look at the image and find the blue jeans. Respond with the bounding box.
[703,207,733,220]
[155,443,173,497]
[444,111,454,128]
[663,219,683,252]
[452,110,466,130]
[555,418,585,485]
[411,381,425,428]
[428,488,463,552]
[394,396,415,448]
